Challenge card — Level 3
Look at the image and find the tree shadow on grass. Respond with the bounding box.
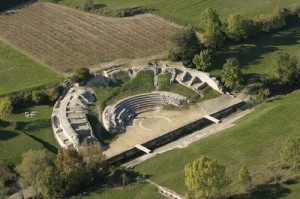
[23,132,57,154]
[229,183,291,199]
[0,130,19,141]
[22,119,50,132]
[210,20,300,75]
[94,4,107,9]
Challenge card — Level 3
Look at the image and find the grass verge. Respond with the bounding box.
[0,41,61,96]
[0,105,58,165]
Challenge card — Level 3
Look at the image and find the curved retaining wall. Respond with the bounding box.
[102,91,188,133]
[106,101,245,164]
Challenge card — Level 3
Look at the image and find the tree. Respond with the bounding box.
[44,86,60,102]
[185,155,231,199]
[16,149,53,198]
[75,67,91,81]
[201,8,224,49]
[193,50,211,71]
[80,142,106,180]
[239,166,252,191]
[271,50,299,85]
[55,147,91,196]
[0,97,13,120]
[256,88,270,103]
[271,6,285,30]
[220,58,243,90]
[280,137,300,168]
[225,14,248,42]
[167,28,202,67]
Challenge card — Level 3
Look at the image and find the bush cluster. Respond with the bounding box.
[10,85,61,108]
[0,0,30,12]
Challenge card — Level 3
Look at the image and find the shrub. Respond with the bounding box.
[75,67,91,81]
[0,97,13,120]
[82,0,94,11]
[193,50,211,71]
[270,50,299,85]
[31,90,47,104]
[220,58,243,90]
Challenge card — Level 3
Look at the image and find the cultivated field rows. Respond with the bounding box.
[0,3,180,73]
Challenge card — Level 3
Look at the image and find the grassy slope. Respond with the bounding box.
[60,0,297,27]
[0,105,58,164]
[133,90,300,196]
[0,41,61,96]
[209,20,300,78]
[94,70,155,109]
[83,182,163,199]
[157,73,200,102]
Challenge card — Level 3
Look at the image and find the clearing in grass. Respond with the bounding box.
[0,41,61,96]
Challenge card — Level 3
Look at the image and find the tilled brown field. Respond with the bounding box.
[0,3,180,72]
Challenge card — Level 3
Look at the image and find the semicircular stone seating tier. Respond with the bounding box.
[100,63,225,134]
[103,64,224,95]
[51,85,97,149]
[102,91,188,134]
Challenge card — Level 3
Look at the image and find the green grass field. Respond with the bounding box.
[59,0,298,28]
[132,90,300,197]
[0,41,61,95]
[0,41,61,96]
[83,182,163,199]
[209,20,300,80]
[0,105,58,165]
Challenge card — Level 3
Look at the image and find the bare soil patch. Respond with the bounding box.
[0,3,180,73]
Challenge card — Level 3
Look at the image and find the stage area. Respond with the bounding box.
[104,94,242,158]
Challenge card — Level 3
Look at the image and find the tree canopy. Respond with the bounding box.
[270,50,299,85]
[75,67,91,81]
[167,28,202,67]
[16,149,53,198]
[185,155,231,199]
[0,97,13,120]
[280,137,300,168]
[220,58,243,90]
[55,147,91,195]
[201,8,224,49]
[225,14,248,42]
[193,50,211,71]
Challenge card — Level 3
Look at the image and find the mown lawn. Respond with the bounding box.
[133,90,300,197]
[0,41,61,96]
[59,0,298,28]
[209,20,300,80]
[83,182,163,199]
[0,105,58,165]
